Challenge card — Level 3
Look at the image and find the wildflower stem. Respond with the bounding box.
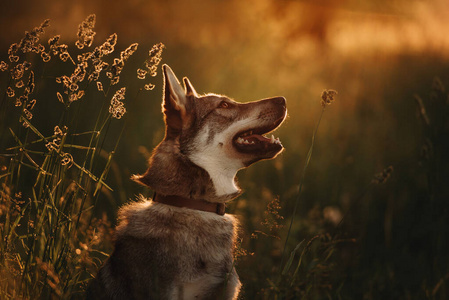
[279,106,326,277]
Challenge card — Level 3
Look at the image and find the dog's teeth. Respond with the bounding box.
[270,135,275,143]
[250,141,255,144]
[243,140,249,144]
[237,137,244,144]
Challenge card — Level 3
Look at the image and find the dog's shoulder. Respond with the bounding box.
[110,197,239,287]
[115,196,239,243]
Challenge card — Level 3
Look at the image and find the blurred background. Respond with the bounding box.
[1,0,449,298]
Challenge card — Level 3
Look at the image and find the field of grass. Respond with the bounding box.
[1,1,449,299]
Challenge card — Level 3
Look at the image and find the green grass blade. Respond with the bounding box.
[282,240,304,276]
[20,117,46,140]
[6,134,57,150]
[71,160,113,192]
[6,202,30,244]
[62,144,96,150]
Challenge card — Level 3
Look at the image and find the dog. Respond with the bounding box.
[86,64,287,299]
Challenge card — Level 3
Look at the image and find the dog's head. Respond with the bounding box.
[135,64,287,200]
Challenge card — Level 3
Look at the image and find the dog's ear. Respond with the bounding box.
[183,77,198,97]
[162,64,194,139]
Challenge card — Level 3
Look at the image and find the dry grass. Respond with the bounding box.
[0,15,163,298]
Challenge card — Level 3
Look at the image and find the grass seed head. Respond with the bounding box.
[13,19,49,57]
[96,81,103,91]
[41,51,51,62]
[61,153,73,168]
[144,83,155,90]
[7,87,15,98]
[26,99,36,111]
[372,166,394,184]
[48,35,60,47]
[59,52,69,62]
[99,33,117,55]
[8,43,18,56]
[23,61,31,69]
[0,61,8,71]
[145,42,165,77]
[15,80,24,88]
[121,43,139,61]
[137,68,147,79]
[109,87,127,119]
[23,108,33,120]
[9,55,19,63]
[321,89,338,107]
[10,64,25,80]
[56,92,64,103]
[76,14,96,49]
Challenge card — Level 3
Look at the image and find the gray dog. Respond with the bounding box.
[87,64,287,299]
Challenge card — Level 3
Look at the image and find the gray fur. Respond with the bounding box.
[87,198,240,300]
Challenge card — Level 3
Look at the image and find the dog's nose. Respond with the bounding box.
[274,97,286,107]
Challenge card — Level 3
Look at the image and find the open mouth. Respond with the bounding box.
[233,125,283,154]
[231,97,287,156]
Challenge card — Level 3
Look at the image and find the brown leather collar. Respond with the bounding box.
[152,193,226,216]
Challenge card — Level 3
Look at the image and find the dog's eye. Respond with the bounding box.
[218,101,230,109]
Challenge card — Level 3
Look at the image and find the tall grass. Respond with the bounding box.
[237,77,449,299]
[261,89,347,299]
[0,15,163,298]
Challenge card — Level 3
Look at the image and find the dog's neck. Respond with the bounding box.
[134,139,241,203]
[188,150,242,197]
[152,193,226,215]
